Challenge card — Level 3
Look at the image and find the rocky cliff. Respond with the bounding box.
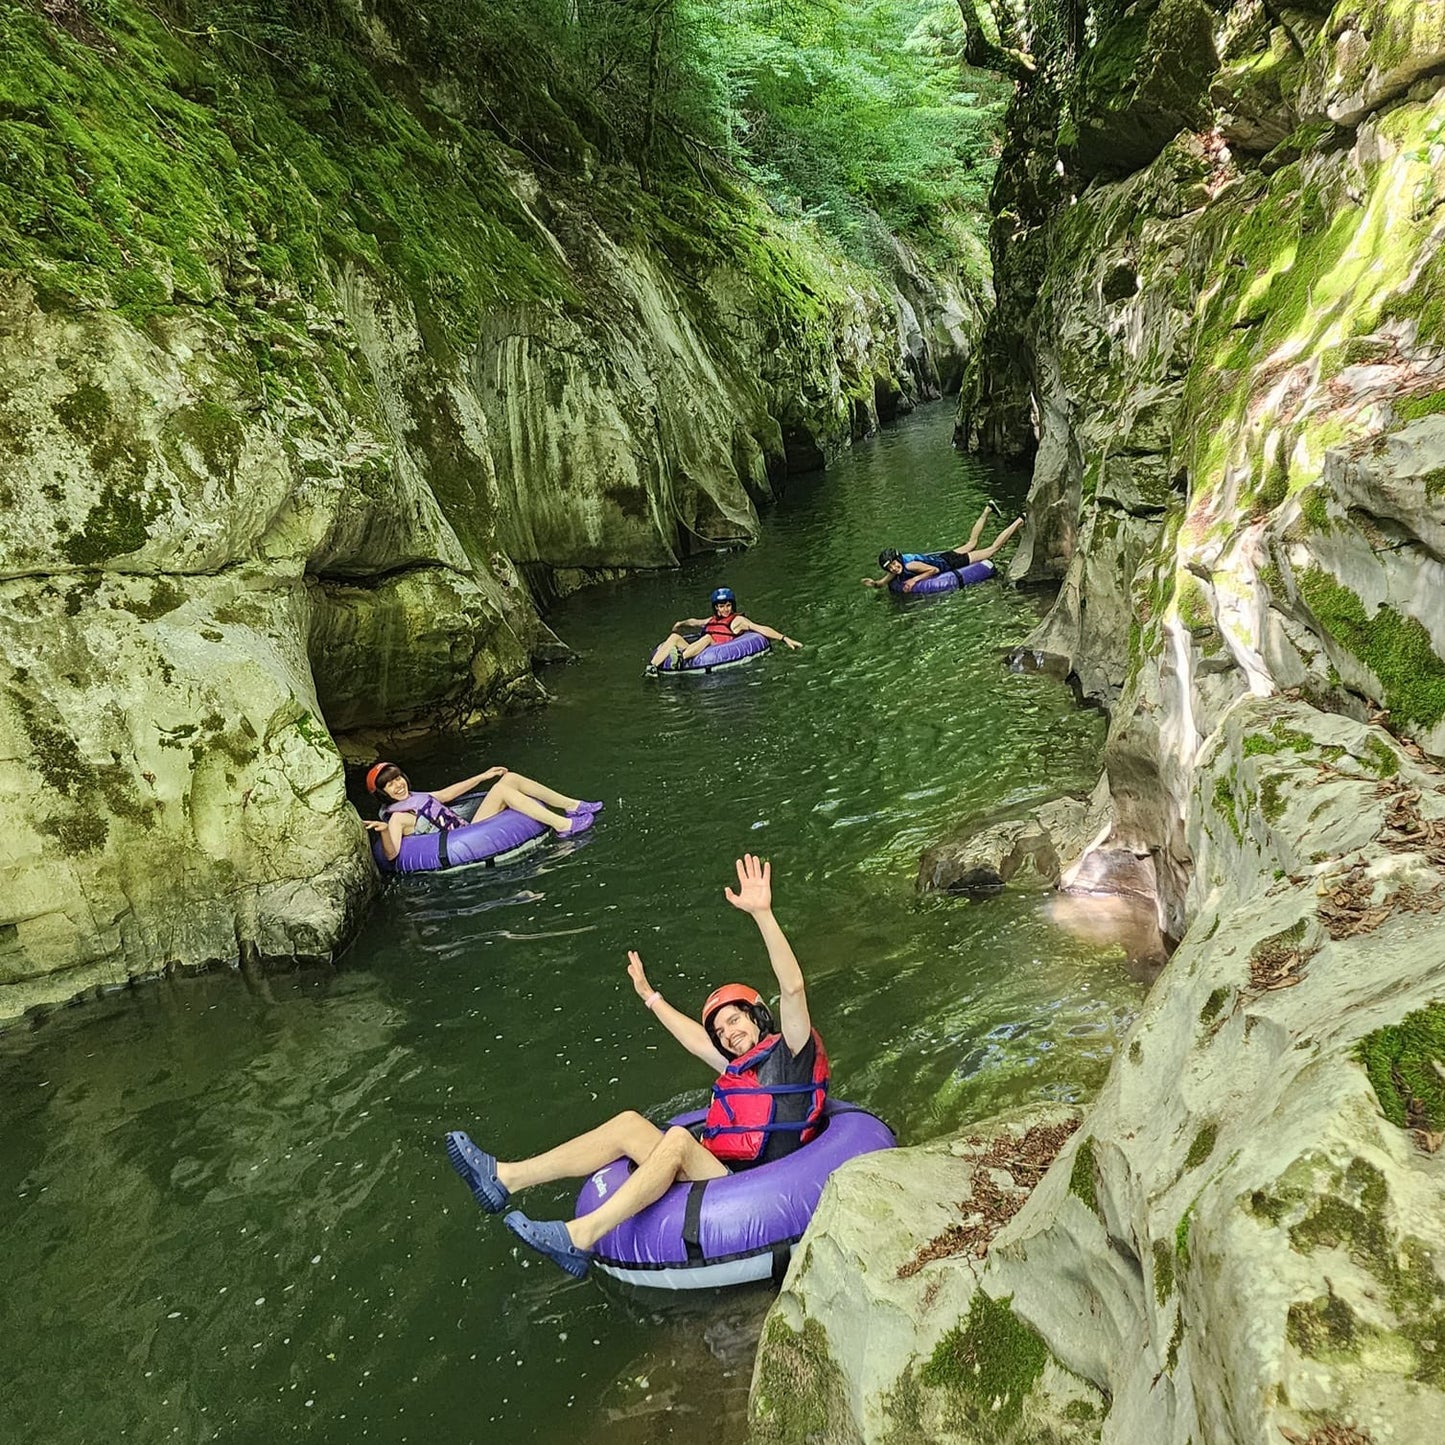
[0,2,980,1020]
[752,2,1445,1440]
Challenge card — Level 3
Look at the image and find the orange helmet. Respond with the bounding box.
[365,761,399,795]
[701,983,774,1054]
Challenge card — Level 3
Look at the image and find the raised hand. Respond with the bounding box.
[363,819,388,832]
[724,854,772,916]
[783,637,803,650]
[626,950,654,1000]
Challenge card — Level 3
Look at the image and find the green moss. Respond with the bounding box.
[1184,1123,1218,1170]
[54,383,113,441]
[1258,773,1287,823]
[750,1315,853,1445]
[61,478,162,565]
[1152,1238,1175,1305]
[1396,390,1445,424]
[1129,1038,1143,1064]
[1290,1159,1390,1268]
[1164,1309,1184,1372]
[1360,735,1400,778]
[1175,1205,1194,1269]
[920,1293,1049,1436]
[1243,721,1314,757]
[162,402,245,479]
[1212,771,1244,842]
[1069,1136,1100,1216]
[1200,987,1230,1025]
[1356,1004,1445,1132]
[1296,566,1445,731]
[38,810,109,854]
[1287,1289,1362,1359]
[113,578,186,621]
[880,1365,927,1445]
[1247,1189,1290,1225]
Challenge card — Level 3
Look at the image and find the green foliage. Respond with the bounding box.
[698,0,1008,266]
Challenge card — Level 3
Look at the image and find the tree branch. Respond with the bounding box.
[955,0,1037,79]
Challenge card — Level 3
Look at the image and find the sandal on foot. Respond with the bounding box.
[504,1211,591,1279]
[560,810,593,837]
[566,800,604,817]
[445,1132,510,1214]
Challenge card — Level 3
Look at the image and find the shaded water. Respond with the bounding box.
[0,406,1141,1444]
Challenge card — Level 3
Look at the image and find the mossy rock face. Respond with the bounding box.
[1357,1004,1445,1134]
[749,1315,861,1445]
[0,573,373,1012]
[1069,0,1219,180]
[919,1292,1051,1441]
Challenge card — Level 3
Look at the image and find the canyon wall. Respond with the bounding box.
[0,3,980,1019]
[751,3,1445,1440]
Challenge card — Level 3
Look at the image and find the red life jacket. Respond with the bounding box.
[702,615,737,645]
[702,1030,829,1163]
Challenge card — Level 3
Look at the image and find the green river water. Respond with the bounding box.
[0,405,1147,1444]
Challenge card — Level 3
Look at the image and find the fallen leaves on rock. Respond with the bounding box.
[1377,782,1445,866]
[1248,934,1315,992]
[1316,865,1392,940]
[897,1121,1078,1280]
[1279,1423,1375,1445]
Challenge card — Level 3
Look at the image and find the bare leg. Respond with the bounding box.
[948,504,992,555]
[680,635,713,660]
[969,514,1026,564]
[649,631,689,667]
[567,1126,729,1249]
[498,1110,666,1192]
[473,780,574,833]
[497,772,581,813]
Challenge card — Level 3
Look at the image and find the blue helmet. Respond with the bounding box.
[710,587,736,607]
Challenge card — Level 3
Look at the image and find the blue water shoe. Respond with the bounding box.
[504,1212,592,1279]
[445,1132,509,1213]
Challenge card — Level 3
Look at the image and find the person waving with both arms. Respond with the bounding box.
[442,855,828,1278]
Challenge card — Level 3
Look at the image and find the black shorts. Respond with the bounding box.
[936,549,972,572]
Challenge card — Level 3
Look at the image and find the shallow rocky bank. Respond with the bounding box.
[750,1,1445,1440]
[0,6,980,1020]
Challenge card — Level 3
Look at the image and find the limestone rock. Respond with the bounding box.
[1069,0,1220,180]
[916,793,1100,893]
[0,12,983,1019]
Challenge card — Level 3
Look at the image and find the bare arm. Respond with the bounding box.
[862,574,890,588]
[432,767,507,804]
[363,812,411,861]
[627,951,728,1070]
[733,616,802,650]
[672,617,706,630]
[900,562,939,593]
[724,855,810,1053]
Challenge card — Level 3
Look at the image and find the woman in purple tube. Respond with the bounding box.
[363,761,600,862]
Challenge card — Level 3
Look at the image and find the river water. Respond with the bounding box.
[0,405,1144,1444]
